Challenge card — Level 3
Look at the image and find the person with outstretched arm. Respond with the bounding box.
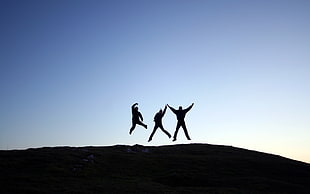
[148,104,171,142]
[168,103,194,141]
[129,103,147,135]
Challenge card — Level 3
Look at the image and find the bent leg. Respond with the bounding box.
[129,122,136,135]
[137,120,147,129]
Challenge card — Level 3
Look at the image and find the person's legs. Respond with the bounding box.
[181,122,191,140]
[148,124,158,142]
[137,120,147,129]
[173,122,181,141]
[129,122,136,135]
[159,124,171,138]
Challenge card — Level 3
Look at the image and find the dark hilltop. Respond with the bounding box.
[1,143,309,193]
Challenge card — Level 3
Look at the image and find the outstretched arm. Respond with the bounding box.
[167,104,177,114]
[185,103,194,113]
[162,105,168,116]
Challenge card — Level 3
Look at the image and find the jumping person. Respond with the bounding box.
[129,103,147,135]
[148,105,171,142]
[168,103,194,141]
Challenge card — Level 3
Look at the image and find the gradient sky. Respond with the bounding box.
[1,0,309,163]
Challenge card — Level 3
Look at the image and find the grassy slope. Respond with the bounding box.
[0,143,309,194]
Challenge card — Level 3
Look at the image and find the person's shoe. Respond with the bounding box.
[148,138,152,142]
[187,138,191,140]
[172,138,176,142]
[168,134,171,138]
[145,125,148,129]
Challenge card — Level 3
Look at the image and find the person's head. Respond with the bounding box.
[135,107,138,111]
[159,109,162,113]
[179,106,182,110]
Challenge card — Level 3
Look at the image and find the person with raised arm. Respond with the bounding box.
[168,103,194,141]
[148,104,171,142]
[129,103,147,135]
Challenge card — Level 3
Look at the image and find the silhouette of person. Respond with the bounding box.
[168,103,194,141]
[129,103,147,135]
[148,105,171,142]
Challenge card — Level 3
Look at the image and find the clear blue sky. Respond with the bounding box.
[1,0,309,163]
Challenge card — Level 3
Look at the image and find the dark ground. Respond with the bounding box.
[0,143,309,194]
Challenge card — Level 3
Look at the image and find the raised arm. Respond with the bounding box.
[185,103,194,113]
[168,104,177,114]
[162,105,168,116]
[131,103,138,110]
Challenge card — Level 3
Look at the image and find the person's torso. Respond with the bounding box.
[132,110,140,119]
[176,110,186,121]
[154,112,162,122]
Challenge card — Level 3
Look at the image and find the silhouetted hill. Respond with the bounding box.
[0,144,309,193]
